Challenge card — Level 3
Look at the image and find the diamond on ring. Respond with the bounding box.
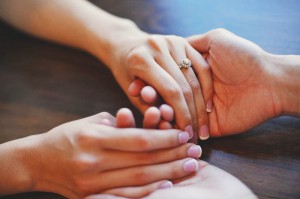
[179,58,192,69]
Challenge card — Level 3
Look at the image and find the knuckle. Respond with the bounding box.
[133,134,153,150]
[169,163,184,178]
[133,169,150,183]
[96,112,112,120]
[166,85,181,99]
[182,85,193,101]
[126,47,148,66]
[182,113,192,125]
[74,154,98,172]
[173,145,188,159]
[135,152,152,164]
[73,177,93,195]
[75,126,104,147]
[75,128,92,145]
[188,78,201,92]
[147,36,167,54]
[212,28,229,36]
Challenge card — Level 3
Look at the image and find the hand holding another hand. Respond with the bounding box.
[13,108,201,199]
[129,29,290,138]
[108,32,214,142]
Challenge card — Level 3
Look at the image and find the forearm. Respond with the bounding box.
[267,54,300,116]
[0,137,35,195]
[0,0,146,68]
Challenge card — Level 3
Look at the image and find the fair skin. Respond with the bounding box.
[86,106,257,199]
[130,29,300,137]
[0,0,213,141]
[93,29,300,198]
[0,106,202,198]
[88,161,257,199]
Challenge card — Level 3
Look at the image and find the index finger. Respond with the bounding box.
[92,125,190,152]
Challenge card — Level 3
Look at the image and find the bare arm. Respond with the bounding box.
[268,54,300,116]
[0,0,140,64]
[0,0,214,140]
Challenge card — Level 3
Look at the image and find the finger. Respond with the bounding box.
[141,86,159,105]
[89,158,199,191]
[187,45,213,113]
[97,143,201,171]
[167,39,207,142]
[159,103,174,122]
[184,46,212,140]
[186,34,210,53]
[128,79,146,97]
[131,47,192,135]
[92,125,190,151]
[116,108,136,128]
[143,107,161,129]
[157,54,197,140]
[103,180,173,198]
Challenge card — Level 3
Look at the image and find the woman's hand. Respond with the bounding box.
[8,111,201,199]
[107,33,213,142]
[86,160,257,199]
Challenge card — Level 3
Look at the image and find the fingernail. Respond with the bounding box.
[158,181,173,189]
[184,125,194,139]
[206,100,213,112]
[199,125,209,140]
[187,145,202,158]
[178,132,189,144]
[183,159,199,172]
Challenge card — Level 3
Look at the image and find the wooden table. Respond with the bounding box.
[0,0,299,198]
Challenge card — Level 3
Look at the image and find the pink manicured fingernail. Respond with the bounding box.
[187,145,202,158]
[184,125,194,139]
[178,132,189,144]
[199,125,209,140]
[158,181,173,189]
[206,100,213,112]
[183,159,199,172]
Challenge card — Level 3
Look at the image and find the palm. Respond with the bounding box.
[201,31,278,136]
[144,160,255,199]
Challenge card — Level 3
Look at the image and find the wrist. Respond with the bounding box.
[0,135,39,195]
[266,53,300,116]
[84,16,149,71]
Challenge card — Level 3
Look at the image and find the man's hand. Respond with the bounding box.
[187,29,282,136]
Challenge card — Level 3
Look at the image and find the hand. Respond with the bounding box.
[187,29,284,136]
[86,160,257,199]
[109,33,213,142]
[16,111,202,199]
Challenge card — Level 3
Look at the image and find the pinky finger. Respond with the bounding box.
[102,180,173,198]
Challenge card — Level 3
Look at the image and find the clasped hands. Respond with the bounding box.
[120,28,281,139]
[85,29,268,199]
[27,29,274,199]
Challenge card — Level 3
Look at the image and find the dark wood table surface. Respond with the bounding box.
[1,0,299,198]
